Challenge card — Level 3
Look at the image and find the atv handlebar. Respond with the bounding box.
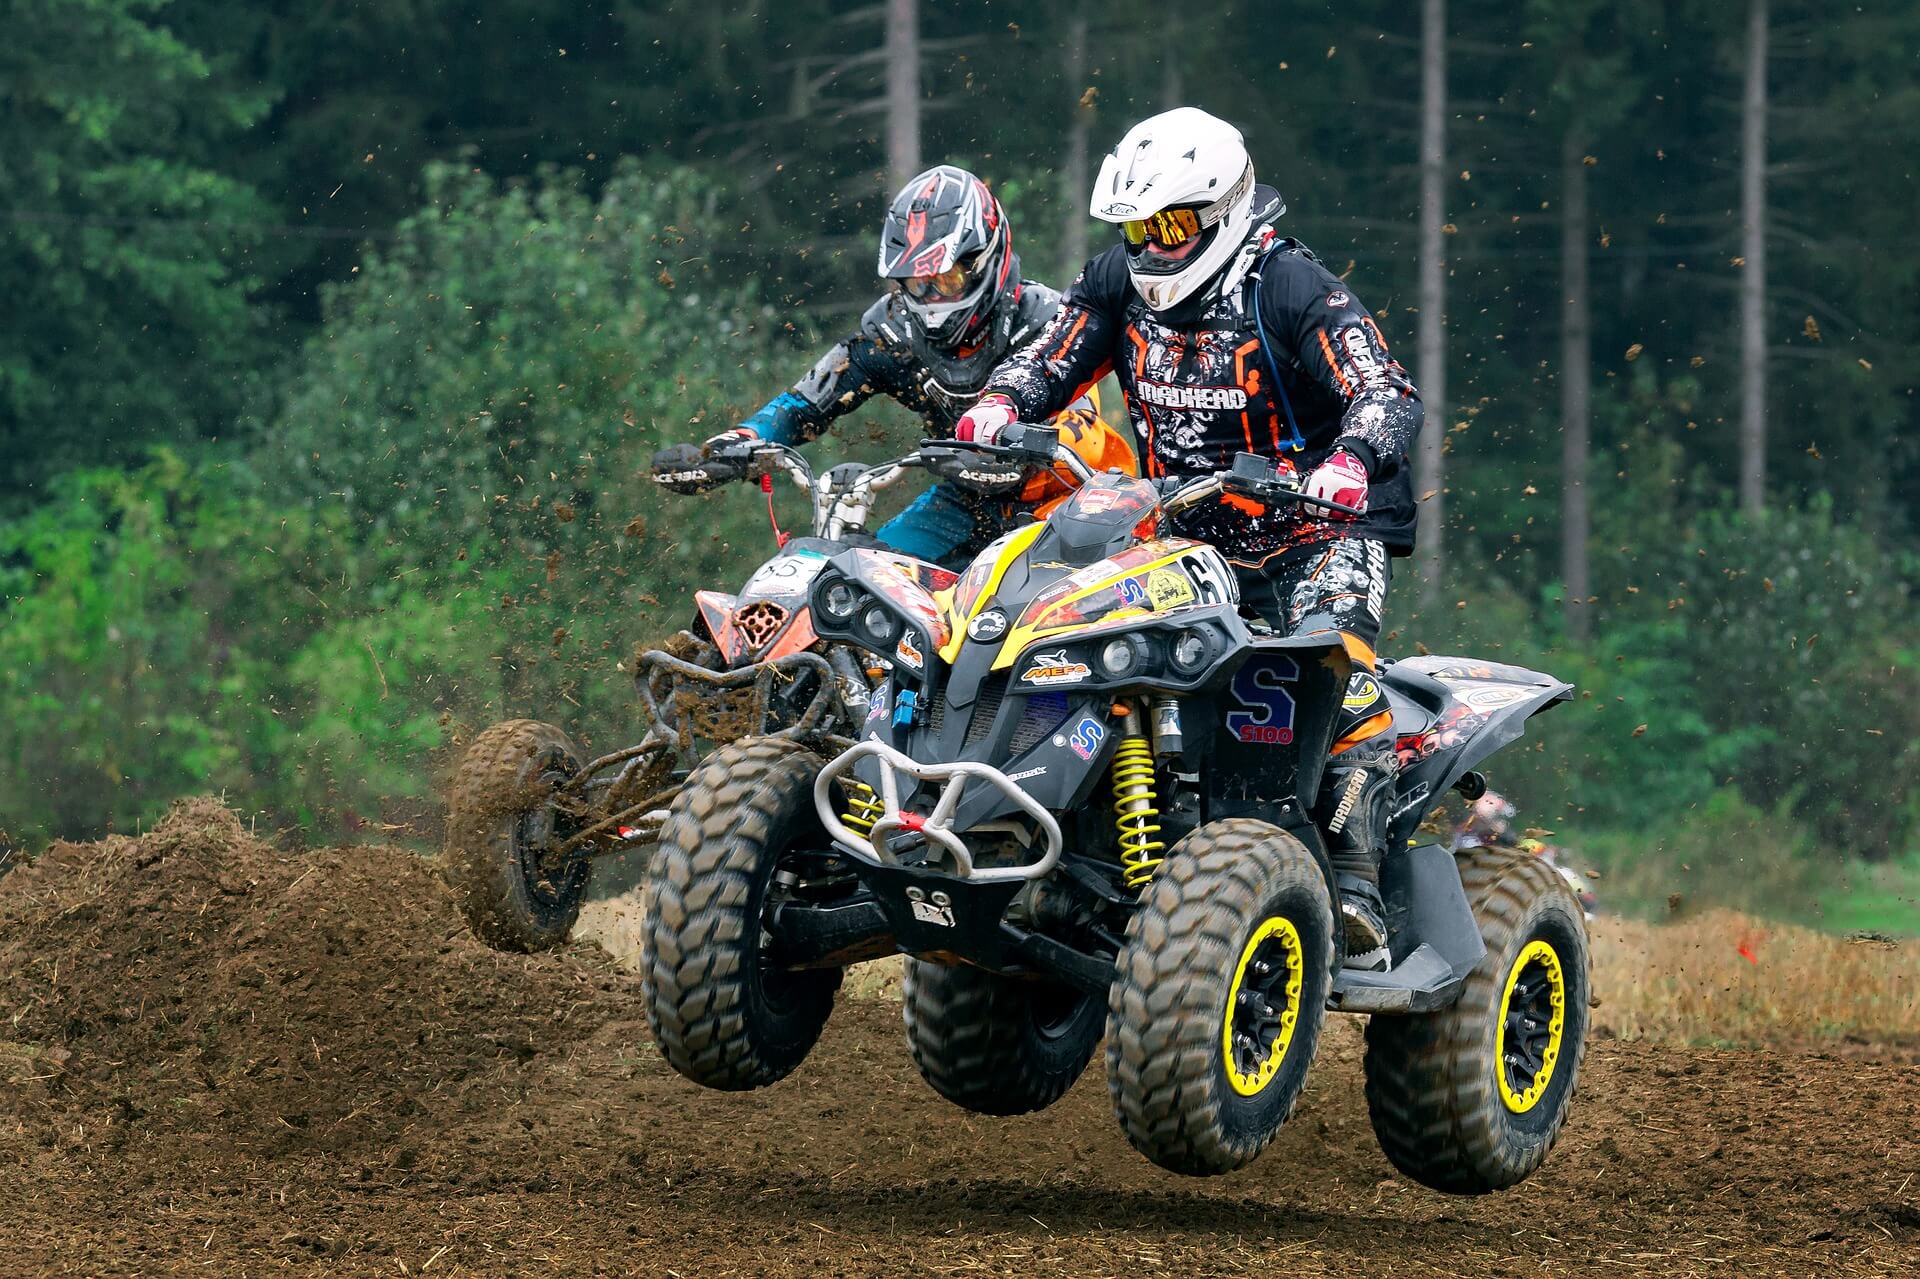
[688,439,930,541]
[929,426,1362,519]
[919,424,1095,484]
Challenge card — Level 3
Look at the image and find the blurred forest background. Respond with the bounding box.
[2,0,1915,930]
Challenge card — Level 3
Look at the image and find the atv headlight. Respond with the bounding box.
[1170,627,1211,675]
[860,605,900,645]
[822,581,861,620]
[1099,637,1140,678]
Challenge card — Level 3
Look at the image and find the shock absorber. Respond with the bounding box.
[841,780,884,837]
[1110,708,1165,891]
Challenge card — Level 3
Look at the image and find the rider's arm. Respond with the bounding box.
[739,297,922,446]
[740,332,902,446]
[1264,256,1423,474]
[981,250,1130,422]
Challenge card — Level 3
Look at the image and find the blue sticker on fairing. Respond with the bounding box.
[1068,717,1107,761]
[1226,654,1300,745]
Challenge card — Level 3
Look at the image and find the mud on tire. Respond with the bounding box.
[643,736,842,1090]
[902,961,1103,1116]
[1105,818,1335,1176]
[444,719,591,953]
[1362,849,1591,1194]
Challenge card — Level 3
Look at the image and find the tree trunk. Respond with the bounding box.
[1415,0,1448,606]
[1739,0,1768,514]
[1160,50,1183,110]
[884,0,920,191]
[1061,6,1091,278]
[1560,127,1592,643]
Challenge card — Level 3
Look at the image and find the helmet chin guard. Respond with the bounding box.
[1091,107,1258,312]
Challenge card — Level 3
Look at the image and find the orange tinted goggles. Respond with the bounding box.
[1120,206,1204,249]
[901,263,973,300]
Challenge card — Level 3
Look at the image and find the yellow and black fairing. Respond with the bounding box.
[813,475,1264,830]
[801,473,1353,978]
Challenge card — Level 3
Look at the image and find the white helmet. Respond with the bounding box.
[1090,107,1257,312]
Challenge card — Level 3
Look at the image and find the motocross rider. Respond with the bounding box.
[956,108,1424,971]
[651,164,1134,568]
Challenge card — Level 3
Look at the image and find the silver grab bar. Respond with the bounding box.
[813,737,1064,884]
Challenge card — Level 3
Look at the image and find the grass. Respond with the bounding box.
[1588,908,1917,1047]
[1813,854,1920,937]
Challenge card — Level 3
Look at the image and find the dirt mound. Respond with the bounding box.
[0,797,637,1163]
[2,800,1914,1275]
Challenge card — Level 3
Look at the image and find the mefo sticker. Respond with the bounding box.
[1022,650,1092,687]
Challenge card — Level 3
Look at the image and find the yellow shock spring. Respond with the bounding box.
[1111,735,1165,890]
[841,781,884,836]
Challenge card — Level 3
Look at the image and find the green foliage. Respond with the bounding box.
[0,449,338,837]
[5,1,1920,922]
[264,159,782,574]
[0,0,272,493]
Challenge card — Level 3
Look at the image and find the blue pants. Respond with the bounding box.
[875,483,1020,569]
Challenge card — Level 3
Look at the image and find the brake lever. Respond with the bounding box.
[918,436,1023,459]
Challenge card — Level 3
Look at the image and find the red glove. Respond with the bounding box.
[954,394,1018,446]
[1304,449,1368,517]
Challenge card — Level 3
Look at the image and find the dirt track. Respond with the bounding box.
[2,800,1915,1277]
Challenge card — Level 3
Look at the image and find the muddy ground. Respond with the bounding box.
[1,800,1914,1277]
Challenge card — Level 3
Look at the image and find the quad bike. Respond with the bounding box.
[641,425,1590,1193]
[443,438,956,952]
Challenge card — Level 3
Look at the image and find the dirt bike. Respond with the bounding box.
[640,424,1590,1194]
[442,438,952,952]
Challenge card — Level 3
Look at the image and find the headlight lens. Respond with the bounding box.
[861,605,899,642]
[822,581,860,620]
[1170,627,1210,674]
[1099,637,1138,677]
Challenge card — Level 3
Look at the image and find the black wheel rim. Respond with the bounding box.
[1029,982,1087,1042]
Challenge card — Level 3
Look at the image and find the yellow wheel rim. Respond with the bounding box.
[1495,938,1567,1113]
[1222,916,1305,1097]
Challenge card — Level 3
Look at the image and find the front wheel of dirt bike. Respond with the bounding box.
[902,960,1104,1115]
[1106,818,1335,1176]
[1361,849,1591,1194]
[444,719,592,952]
[642,736,842,1090]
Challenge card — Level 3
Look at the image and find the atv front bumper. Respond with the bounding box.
[813,738,1063,884]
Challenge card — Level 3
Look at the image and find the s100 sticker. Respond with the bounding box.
[1227,654,1300,745]
[1068,717,1107,761]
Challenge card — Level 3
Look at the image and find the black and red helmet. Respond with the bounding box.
[877,165,1018,355]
